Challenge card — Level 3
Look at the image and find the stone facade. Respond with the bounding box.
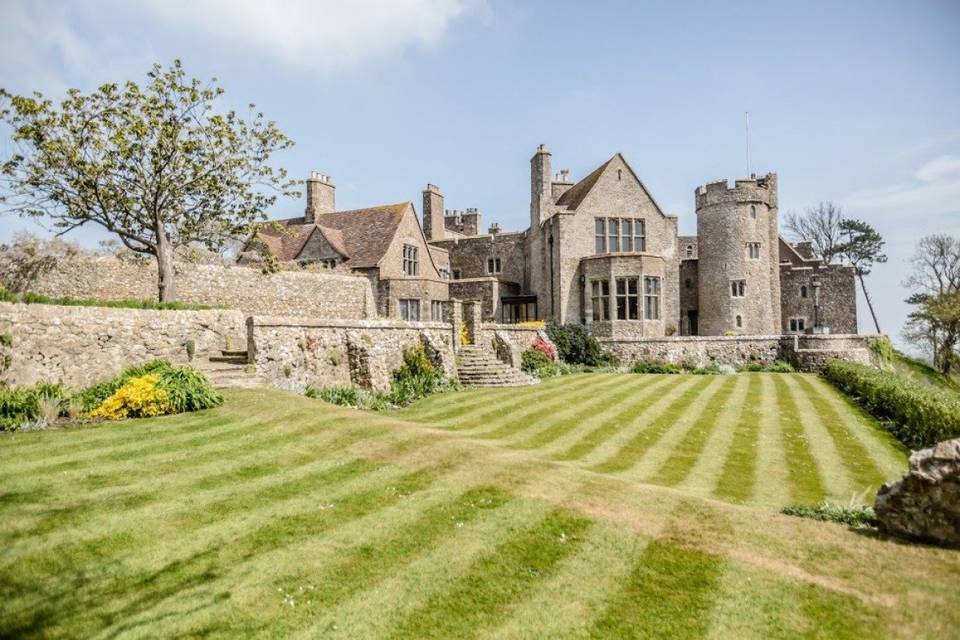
[0,302,245,387]
[248,316,456,392]
[6,256,375,319]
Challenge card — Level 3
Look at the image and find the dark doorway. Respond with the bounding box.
[687,310,699,336]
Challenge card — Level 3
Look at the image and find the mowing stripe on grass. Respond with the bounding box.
[772,374,827,505]
[384,508,593,640]
[587,537,725,639]
[745,374,791,507]
[473,374,636,441]
[782,375,879,502]
[589,376,716,474]
[647,375,741,488]
[799,375,906,479]
[509,374,656,451]
[622,376,732,482]
[551,376,685,462]
[703,375,760,503]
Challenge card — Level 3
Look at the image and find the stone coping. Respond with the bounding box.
[597,333,871,344]
[248,315,452,331]
[482,324,542,332]
[0,301,243,317]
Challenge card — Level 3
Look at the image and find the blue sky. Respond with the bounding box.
[2,0,959,346]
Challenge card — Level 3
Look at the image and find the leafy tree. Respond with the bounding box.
[903,234,960,375]
[838,218,886,334]
[784,202,845,263]
[0,60,297,301]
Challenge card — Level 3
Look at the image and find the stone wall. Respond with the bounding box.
[7,256,375,319]
[598,332,875,372]
[780,263,858,334]
[0,302,245,387]
[248,316,456,392]
[477,324,544,368]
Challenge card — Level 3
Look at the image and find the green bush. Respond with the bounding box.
[545,320,617,367]
[304,385,390,411]
[739,360,795,373]
[521,349,562,379]
[867,336,896,364]
[0,382,65,431]
[690,362,723,375]
[73,359,172,411]
[781,502,878,529]
[0,285,17,303]
[75,360,221,414]
[631,360,683,374]
[823,360,960,448]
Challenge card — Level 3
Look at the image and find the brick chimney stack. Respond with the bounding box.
[422,184,444,241]
[305,172,335,223]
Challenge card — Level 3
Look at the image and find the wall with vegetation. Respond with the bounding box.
[4,256,375,319]
[248,316,456,392]
[0,302,245,387]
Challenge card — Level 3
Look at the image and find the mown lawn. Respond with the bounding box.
[2,374,958,639]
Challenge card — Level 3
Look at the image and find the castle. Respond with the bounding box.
[250,145,857,337]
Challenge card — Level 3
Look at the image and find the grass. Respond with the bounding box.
[0,289,225,311]
[1,376,957,638]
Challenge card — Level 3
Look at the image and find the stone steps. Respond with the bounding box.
[198,349,267,389]
[457,346,538,387]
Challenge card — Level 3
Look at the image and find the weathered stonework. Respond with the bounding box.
[8,256,375,319]
[875,438,960,547]
[0,302,245,387]
[248,316,456,392]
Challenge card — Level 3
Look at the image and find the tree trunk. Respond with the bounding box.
[155,223,177,303]
[858,272,881,334]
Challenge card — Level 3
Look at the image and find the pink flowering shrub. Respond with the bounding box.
[531,335,557,361]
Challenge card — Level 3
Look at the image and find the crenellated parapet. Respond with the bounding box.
[695,173,778,211]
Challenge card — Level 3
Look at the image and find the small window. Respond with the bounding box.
[615,277,640,320]
[320,258,338,269]
[746,242,761,260]
[591,280,610,321]
[736,315,743,328]
[622,219,633,252]
[486,257,502,275]
[402,244,419,276]
[684,278,692,290]
[643,276,661,320]
[731,280,746,297]
[635,219,646,251]
[800,285,808,298]
[431,300,446,322]
[686,244,693,258]
[750,205,757,219]
[608,218,620,253]
[594,219,606,254]
[452,269,462,280]
[617,169,622,181]
[398,299,420,321]
[789,317,806,333]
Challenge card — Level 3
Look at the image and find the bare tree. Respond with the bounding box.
[902,234,960,374]
[783,202,845,263]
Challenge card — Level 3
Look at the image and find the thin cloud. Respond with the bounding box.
[842,155,960,222]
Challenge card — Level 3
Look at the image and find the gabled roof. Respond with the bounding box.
[555,153,669,218]
[253,203,410,268]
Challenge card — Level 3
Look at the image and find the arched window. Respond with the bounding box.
[800,285,808,298]
[750,205,757,219]
[686,244,693,257]
[617,169,622,181]
[735,315,743,328]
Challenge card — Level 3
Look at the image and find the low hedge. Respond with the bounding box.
[0,285,223,311]
[822,359,960,448]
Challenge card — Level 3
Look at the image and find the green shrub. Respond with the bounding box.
[521,349,562,379]
[545,320,617,367]
[690,363,723,375]
[766,360,795,373]
[822,360,960,448]
[157,365,222,413]
[0,285,17,303]
[0,382,66,431]
[304,385,390,411]
[741,362,765,372]
[184,339,196,362]
[389,344,453,405]
[867,336,895,364]
[781,502,878,529]
[0,289,222,311]
[631,360,683,374]
[73,359,172,411]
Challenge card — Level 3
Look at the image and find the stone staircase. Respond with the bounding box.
[456,345,539,387]
[196,350,268,389]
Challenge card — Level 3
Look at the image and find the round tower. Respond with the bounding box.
[695,173,780,336]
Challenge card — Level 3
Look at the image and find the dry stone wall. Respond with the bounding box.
[0,302,245,387]
[248,316,456,392]
[8,256,375,319]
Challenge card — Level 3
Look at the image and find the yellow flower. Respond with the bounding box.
[90,374,173,420]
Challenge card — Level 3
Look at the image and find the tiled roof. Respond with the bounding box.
[253,202,409,268]
[555,157,614,209]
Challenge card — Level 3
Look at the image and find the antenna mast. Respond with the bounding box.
[745,111,752,177]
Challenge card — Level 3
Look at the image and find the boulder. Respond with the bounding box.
[875,438,960,547]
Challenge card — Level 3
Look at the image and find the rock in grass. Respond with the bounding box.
[875,438,960,547]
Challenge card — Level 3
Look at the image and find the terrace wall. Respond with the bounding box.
[4,255,375,319]
[0,302,245,387]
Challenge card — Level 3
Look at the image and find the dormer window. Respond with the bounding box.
[402,244,419,276]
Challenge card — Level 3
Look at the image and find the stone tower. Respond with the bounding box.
[695,173,780,335]
[305,172,335,223]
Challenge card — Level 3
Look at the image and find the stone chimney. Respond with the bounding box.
[461,208,481,236]
[551,168,574,200]
[530,144,552,229]
[422,184,444,241]
[305,171,335,223]
[488,222,501,235]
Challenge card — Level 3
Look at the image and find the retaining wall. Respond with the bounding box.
[248,316,456,392]
[5,256,375,319]
[0,302,245,387]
